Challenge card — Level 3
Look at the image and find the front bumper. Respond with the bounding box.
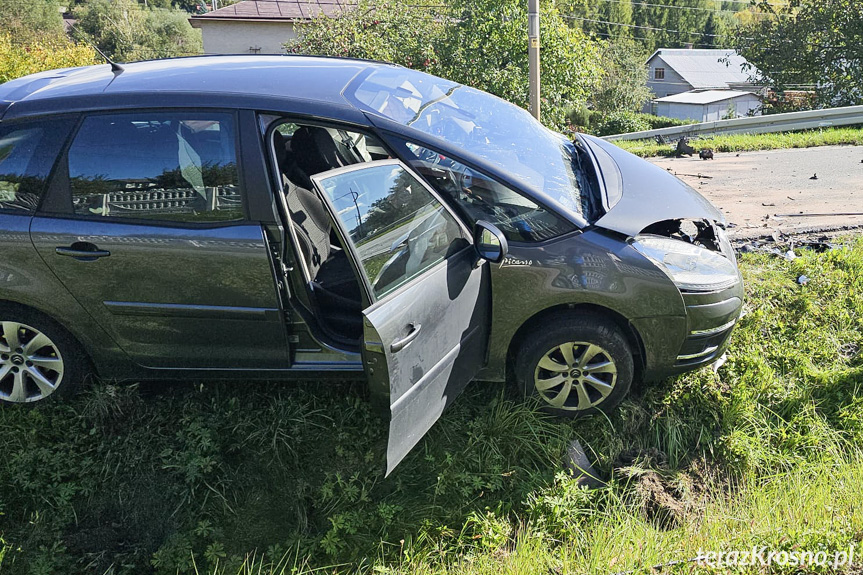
[636,280,743,380]
[674,287,742,367]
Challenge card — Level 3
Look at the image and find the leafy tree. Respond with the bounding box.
[0,34,96,83]
[589,39,651,113]
[0,0,64,41]
[289,0,603,129]
[734,0,863,107]
[74,0,202,61]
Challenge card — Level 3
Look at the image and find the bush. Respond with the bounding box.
[74,0,202,62]
[590,111,651,136]
[0,34,96,84]
[566,103,593,130]
[589,112,696,136]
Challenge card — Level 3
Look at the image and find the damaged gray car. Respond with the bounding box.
[0,56,742,473]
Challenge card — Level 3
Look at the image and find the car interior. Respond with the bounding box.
[269,121,391,344]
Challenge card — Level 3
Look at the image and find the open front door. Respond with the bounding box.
[311,160,490,474]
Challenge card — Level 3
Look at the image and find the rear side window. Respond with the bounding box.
[0,119,73,213]
[67,113,243,223]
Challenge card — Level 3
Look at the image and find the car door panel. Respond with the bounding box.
[30,217,287,369]
[362,247,489,474]
[311,160,490,474]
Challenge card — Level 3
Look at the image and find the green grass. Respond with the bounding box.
[2,239,863,574]
[615,126,863,158]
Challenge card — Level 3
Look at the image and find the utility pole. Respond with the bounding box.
[528,0,541,120]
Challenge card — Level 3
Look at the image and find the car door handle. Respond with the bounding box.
[55,243,111,260]
[390,323,421,353]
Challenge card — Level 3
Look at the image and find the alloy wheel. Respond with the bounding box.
[0,321,65,403]
[533,341,618,411]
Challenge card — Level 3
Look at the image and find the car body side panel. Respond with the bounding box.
[0,213,129,374]
[481,228,688,381]
[30,217,289,369]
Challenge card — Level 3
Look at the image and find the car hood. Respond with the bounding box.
[577,133,725,237]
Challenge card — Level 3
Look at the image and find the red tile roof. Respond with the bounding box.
[191,0,351,21]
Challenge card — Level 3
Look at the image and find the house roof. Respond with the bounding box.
[654,89,755,105]
[190,0,351,22]
[648,49,756,89]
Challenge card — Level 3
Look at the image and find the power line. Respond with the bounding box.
[563,14,752,38]
[595,0,789,17]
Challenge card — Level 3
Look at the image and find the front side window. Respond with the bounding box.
[67,113,242,223]
[401,142,575,242]
[0,119,73,213]
[314,162,466,299]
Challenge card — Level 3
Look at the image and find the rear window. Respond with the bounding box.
[0,119,73,212]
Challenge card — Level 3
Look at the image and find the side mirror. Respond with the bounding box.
[473,220,508,264]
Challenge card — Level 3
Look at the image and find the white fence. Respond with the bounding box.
[602,105,863,142]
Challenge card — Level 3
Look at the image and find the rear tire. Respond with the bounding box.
[514,313,634,418]
[0,305,87,405]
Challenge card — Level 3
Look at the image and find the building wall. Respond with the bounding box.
[197,21,297,55]
[644,55,691,113]
[656,94,762,122]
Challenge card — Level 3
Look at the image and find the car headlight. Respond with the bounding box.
[632,234,739,292]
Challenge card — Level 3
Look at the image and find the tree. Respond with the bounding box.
[74,0,202,61]
[589,39,651,113]
[734,0,863,107]
[289,0,604,129]
[0,34,96,83]
[0,0,65,41]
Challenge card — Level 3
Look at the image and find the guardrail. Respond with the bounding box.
[602,105,863,142]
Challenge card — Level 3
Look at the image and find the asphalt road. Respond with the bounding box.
[648,145,863,239]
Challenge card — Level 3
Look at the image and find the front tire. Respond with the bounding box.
[0,306,86,405]
[515,314,634,417]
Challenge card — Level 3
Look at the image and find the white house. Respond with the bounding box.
[644,48,763,117]
[189,0,349,55]
[654,90,762,122]
[647,48,759,98]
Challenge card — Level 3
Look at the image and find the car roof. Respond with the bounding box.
[0,55,390,114]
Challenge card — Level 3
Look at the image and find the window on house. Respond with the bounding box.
[654,67,665,80]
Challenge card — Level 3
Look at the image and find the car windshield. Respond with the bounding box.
[347,68,589,218]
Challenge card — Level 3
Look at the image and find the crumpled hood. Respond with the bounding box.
[577,133,725,237]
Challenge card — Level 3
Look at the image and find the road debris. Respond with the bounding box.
[676,138,695,157]
[674,172,713,179]
[565,439,605,489]
[775,212,863,218]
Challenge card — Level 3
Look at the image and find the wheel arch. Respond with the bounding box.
[0,298,101,375]
[505,303,646,384]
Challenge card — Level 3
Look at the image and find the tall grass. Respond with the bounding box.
[2,239,863,574]
[615,126,863,157]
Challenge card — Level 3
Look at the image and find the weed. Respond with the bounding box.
[2,239,863,574]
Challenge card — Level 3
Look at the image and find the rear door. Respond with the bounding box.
[30,110,288,370]
[311,160,490,474]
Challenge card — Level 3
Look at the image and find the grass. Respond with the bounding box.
[614,126,863,157]
[2,238,863,574]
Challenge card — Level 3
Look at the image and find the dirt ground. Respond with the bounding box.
[648,145,863,239]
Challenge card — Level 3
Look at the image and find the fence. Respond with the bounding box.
[602,105,863,142]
